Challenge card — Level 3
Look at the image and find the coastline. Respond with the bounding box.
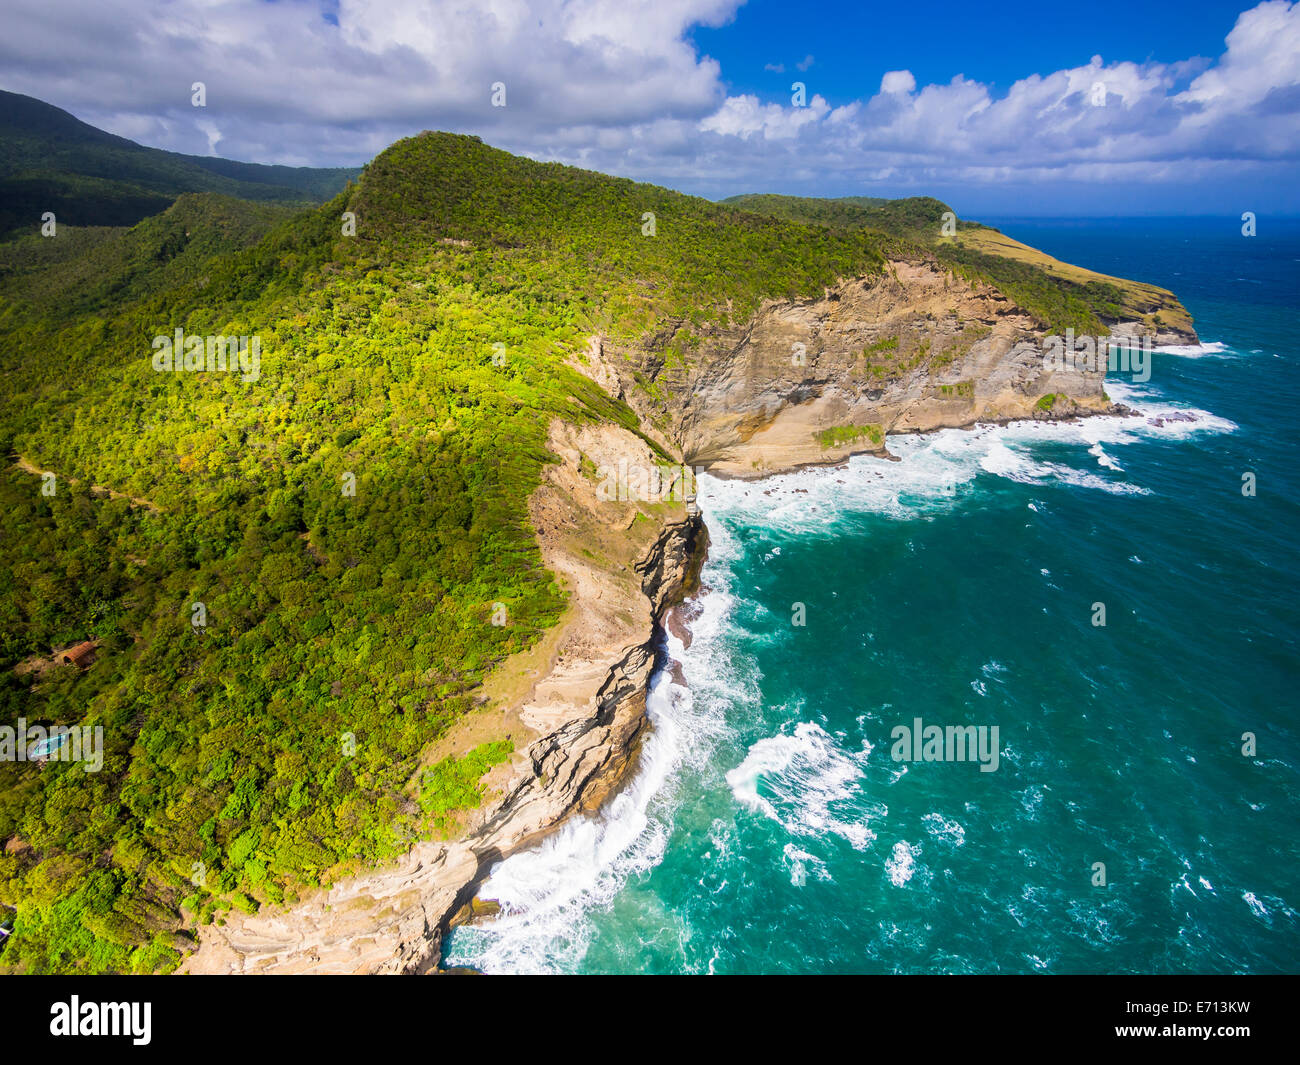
[446,337,1259,973]
[179,421,707,974]
[177,377,1190,974]
[438,535,732,973]
[179,307,1207,974]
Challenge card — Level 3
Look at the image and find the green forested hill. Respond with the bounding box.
[721,192,928,233]
[0,131,892,973]
[722,191,1193,336]
[0,122,1184,973]
[0,90,360,237]
[0,194,301,317]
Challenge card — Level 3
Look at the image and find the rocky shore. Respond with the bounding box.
[587,258,1197,479]
[181,422,705,974]
[180,254,1194,974]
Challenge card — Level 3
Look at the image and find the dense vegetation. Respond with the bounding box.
[723,192,1129,334]
[720,193,893,230]
[0,117,1156,973]
[0,194,300,318]
[0,131,892,973]
[0,91,359,238]
[817,424,884,450]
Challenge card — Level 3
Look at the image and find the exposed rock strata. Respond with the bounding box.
[181,250,1194,973]
[181,422,704,974]
[593,258,1198,478]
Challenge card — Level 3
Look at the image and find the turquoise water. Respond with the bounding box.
[445,219,1300,974]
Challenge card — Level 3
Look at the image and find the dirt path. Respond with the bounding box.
[13,455,162,512]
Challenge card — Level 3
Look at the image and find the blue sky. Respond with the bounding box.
[1,0,1297,216]
[691,0,1253,105]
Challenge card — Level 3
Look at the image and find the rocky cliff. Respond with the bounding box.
[180,239,1193,974]
[586,256,1197,478]
[180,421,705,974]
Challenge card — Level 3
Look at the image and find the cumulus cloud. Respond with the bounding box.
[700,92,830,139]
[683,1,1300,206]
[0,0,1297,209]
[0,0,742,164]
[880,70,916,95]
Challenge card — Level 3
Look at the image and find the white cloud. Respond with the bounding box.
[1181,0,1300,108]
[197,120,224,156]
[700,92,829,139]
[687,1,1300,202]
[880,70,916,95]
[0,0,1297,208]
[0,0,743,162]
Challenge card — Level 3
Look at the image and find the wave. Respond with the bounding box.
[440,522,751,974]
[699,382,1234,534]
[782,843,832,887]
[444,372,1241,973]
[727,721,880,851]
[885,840,920,886]
[1088,441,1124,471]
[1153,340,1231,357]
[921,812,966,847]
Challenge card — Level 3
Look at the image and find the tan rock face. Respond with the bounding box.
[181,420,704,975]
[178,251,1188,975]
[602,259,1184,478]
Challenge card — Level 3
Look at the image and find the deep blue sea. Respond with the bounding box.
[445,218,1300,974]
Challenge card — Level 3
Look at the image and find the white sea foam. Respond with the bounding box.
[782,843,831,887]
[440,523,751,974]
[1242,892,1269,920]
[445,374,1237,972]
[1020,785,1045,819]
[696,382,1234,534]
[922,812,967,847]
[885,840,919,886]
[1087,442,1124,471]
[1153,340,1230,357]
[727,721,879,850]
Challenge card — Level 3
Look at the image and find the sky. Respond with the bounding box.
[2,0,1299,215]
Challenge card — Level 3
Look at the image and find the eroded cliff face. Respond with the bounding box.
[178,248,1192,974]
[180,422,704,974]
[588,258,1197,478]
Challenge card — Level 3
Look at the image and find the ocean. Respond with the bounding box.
[443,217,1300,974]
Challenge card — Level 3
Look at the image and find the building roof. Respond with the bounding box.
[59,640,98,668]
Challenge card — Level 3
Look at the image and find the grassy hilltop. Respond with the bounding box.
[724,192,1195,337]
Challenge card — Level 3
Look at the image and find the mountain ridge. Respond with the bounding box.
[0,89,361,236]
